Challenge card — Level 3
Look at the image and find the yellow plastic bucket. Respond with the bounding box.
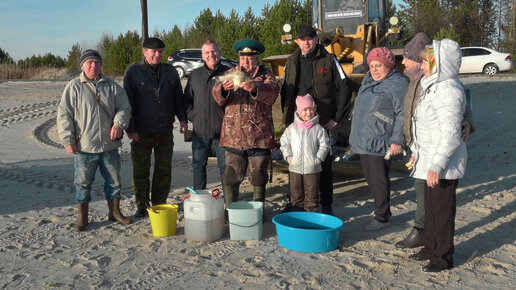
[147,204,178,237]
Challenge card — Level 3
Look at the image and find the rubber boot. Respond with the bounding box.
[395,227,424,248]
[74,203,89,232]
[253,186,266,220]
[253,186,266,203]
[223,184,239,207]
[108,199,133,225]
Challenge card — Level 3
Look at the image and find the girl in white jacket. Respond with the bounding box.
[409,39,467,272]
[280,94,330,212]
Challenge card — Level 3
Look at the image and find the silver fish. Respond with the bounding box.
[218,70,252,87]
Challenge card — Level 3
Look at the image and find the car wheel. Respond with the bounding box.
[483,64,499,75]
[175,66,185,78]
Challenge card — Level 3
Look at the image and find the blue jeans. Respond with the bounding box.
[192,135,225,189]
[74,149,122,203]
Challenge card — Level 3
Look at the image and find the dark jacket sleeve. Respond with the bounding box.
[123,66,138,134]
[280,60,297,126]
[174,74,187,123]
[280,62,289,112]
[332,57,352,125]
[389,75,409,146]
[183,76,194,122]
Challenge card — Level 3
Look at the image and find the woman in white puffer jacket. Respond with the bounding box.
[409,39,467,273]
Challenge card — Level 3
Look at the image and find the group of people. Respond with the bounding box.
[57,25,471,273]
[279,26,471,273]
[56,36,280,230]
[57,38,187,229]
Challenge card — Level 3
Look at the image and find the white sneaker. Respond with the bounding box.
[363,218,390,232]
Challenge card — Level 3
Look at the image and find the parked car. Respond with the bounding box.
[459,47,514,75]
[167,48,238,78]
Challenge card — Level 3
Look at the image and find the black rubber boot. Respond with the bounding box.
[108,199,133,225]
[395,227,424,248]
[253,186,266,220]
[321,205,334,215]
[74,203,89,232]
[135,204,148,217]
[252,186,266,203]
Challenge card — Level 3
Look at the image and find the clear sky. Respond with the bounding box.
[0,0,276,61]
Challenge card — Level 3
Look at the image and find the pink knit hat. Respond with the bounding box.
[367,47,396,69]
[296,94,316,116]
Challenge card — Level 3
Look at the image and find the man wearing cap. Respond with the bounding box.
[281,25,352,215]
[57,49,133,232]
[212,38,280,210]
[184,40,229,190]
[396,32,476,248]
[124,37,187,217]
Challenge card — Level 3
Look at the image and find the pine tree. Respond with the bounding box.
[260,0,311,57]
[103,31,141,76]
[66,43,82,70]
[161,25,186,60]
[498,0,515,53]
[398,0,442,42]
[217,10,242,60]
[0,48,14,64]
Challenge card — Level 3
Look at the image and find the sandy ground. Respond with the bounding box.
[0,75,515,289]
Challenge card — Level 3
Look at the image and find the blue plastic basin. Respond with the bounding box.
[272,212,344,253]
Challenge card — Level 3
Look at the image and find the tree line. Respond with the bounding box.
[398,0,515,51]
[1,0,514,78]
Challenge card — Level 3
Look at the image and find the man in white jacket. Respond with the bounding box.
[57,49,132,232]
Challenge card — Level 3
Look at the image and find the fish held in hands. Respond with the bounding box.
[218,70,253,88]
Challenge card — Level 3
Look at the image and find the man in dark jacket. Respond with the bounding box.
[124,37,187,217]
[184,40,228,190]
[281,25,352,215]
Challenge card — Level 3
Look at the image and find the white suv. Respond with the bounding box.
[460,47,514,75]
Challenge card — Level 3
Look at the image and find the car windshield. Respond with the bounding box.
[313,0,387,36]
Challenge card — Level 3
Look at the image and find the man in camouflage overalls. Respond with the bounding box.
[212,39,280,211]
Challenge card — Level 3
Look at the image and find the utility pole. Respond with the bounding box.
[141,0,149,42]
[498,0,502,50]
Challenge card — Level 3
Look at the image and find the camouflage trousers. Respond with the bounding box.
[131,131,174,206]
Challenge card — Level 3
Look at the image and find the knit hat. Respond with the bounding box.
[403,32,432,63]
[297,25,317,39]
[367,47,395,69]
[296,94,316,116]
[80,49,102,68]
[143,37,165,49]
